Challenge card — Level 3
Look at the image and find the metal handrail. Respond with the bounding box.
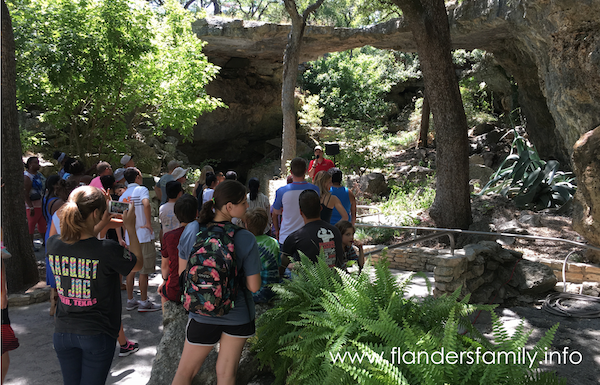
[361,230,455,256]
[355,223,600,256]
[355,205,382,221]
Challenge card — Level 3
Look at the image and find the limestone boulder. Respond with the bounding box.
[359,172,387,195]
[469,163,494,185]
[572,126,600,263]
[148,302,188,385]
[406,166,435,182]
[513,259,557,294]
[471,123,496,136]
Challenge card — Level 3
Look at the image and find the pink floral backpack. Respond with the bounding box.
[182,222,241,316]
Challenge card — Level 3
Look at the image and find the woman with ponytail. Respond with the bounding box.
[173,180,261,385]
[46,186,143,385]
[246,177,271,234]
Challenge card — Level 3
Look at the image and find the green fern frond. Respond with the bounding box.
[254,253,565,385]
[490,311,512,344]
[518,370,567,385]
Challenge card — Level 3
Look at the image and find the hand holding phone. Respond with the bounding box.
[108,201,132,215]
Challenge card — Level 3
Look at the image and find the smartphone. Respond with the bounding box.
[108,201,132,215]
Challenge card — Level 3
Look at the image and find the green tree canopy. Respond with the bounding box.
[9,0,224,161]
[301,47,414,124]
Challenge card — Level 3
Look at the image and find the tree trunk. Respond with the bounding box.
[418,93,430,148]
[280,0,324,175]
[390,0,471,229]
[2,0,41,293]
[280,22,302,175]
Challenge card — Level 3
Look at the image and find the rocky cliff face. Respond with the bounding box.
[572,125,600,262]
[184,0,599,169]
[175,57,283,174]
[450,0,600,166]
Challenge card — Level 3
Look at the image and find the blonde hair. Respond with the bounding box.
[198,165,214,185]
[314,171,332,198]
[59,186,106,244]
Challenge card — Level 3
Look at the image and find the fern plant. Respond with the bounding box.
[252,252,566,385]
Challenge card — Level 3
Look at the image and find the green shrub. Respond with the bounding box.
[298,93,324,128]
[253,254,564,385]
[20,129,48,154]
[355,227,399,244]
[335,120,389,176]
[380,180,436,223]
[301,47,408,124]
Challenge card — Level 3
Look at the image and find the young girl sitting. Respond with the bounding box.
[335,220,365,272]
[173,180,261,385]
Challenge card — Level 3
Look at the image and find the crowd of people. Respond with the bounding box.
[3,145,365,385]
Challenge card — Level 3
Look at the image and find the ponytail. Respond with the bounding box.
[198,199,216,224]
[248,177,259,201]
[59,186,106,243]
[60,201,85,243]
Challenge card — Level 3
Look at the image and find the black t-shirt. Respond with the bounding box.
[47,235,137,338]
[282,220,345,268]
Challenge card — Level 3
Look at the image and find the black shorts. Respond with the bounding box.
[186,318,255,346]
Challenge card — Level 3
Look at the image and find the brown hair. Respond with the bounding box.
[174,194,197,224]
[198,180,246,224]
[334,220,354,237]
[290,157,307,178]
[244,207,268,236]
[313,171,332,199]
[298,189,320,219]
[59,186,106,244]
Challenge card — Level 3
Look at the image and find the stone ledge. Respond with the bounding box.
[8,281,50,307]
[536,257,600,284]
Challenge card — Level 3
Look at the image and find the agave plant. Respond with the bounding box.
[478,131,576,210]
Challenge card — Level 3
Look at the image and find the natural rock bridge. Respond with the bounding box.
[174,0,599,172]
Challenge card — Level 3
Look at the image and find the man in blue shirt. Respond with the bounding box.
[271,158,319,244]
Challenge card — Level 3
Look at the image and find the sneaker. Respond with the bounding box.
[126,299,139,311]
[119,341,139,357]
[138,300,161,312]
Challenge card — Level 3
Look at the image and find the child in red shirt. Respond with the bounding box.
[159,194,198,306]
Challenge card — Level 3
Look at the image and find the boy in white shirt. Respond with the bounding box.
[119,168,161,312]
[159,181,183,243]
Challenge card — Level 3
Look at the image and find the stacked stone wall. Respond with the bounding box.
[537,257,600,285]
[368,241,559,304]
